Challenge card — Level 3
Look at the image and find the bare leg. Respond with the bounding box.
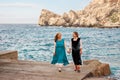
[59,64,63,72]
[56,64,63,72]
[74,65,77,71]
[77,65,80,73]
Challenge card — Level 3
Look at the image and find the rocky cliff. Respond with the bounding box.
[38,0,120,28]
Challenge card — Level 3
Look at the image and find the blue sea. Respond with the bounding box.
[0,24,120,79]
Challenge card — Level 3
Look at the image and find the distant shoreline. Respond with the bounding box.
[0,24,120,28]
[39,25,120,28]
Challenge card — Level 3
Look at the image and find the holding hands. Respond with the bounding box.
[67,48,71,54]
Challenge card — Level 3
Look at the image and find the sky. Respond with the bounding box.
[0,0,91,24]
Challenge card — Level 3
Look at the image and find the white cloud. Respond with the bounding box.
[0,3,38,8]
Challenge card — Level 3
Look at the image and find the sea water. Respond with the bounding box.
[0,24,120,79]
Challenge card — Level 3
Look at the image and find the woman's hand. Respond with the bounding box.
[67,48,71,54]
[67,50,70,54]
[80,48,82,54]
[53,52,56,56]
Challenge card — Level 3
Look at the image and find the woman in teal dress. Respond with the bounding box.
[51,32,69,72]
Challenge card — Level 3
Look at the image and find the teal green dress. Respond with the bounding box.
[51,39,69,66]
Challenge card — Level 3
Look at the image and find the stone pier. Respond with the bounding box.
[0,50,111,80]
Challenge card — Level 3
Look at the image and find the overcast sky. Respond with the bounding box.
[0,0,91,24]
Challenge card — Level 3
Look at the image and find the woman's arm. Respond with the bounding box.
[53,41,56,55]
[66,41,72,54]
[80,40,82,54]
[64,41,67,50]
[69,41,72,51]
[64,41,70,53]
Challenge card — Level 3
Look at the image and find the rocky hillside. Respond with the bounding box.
[38,0,120,28]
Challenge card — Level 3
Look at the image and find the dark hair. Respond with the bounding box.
[73,32,79,37]
[54,33,61,42]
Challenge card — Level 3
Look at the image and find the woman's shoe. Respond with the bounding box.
[58,68,61,72]
[59,70,61,72]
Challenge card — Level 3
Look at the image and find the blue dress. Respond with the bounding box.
[51,39,69,66]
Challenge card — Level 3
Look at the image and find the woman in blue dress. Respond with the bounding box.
[51,32,69,72]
